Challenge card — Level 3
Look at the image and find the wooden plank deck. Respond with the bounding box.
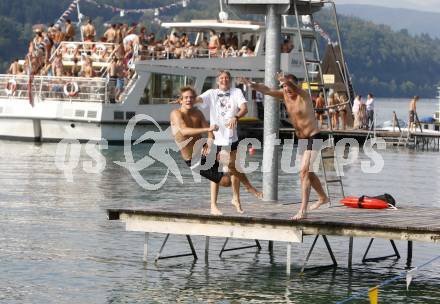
[108,200,440,243]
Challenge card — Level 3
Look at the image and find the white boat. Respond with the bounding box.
[418,86,440,133]
[0,1,341,143]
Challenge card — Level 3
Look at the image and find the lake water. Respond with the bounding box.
[0,98,440,303]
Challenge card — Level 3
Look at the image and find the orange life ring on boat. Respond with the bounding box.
[5,78,17,95]
[63,81,79,97]
[340,196,390,209]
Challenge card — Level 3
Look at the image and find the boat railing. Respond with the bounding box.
[0,74,109,103]
[138,47,255,61]
[50,41,120,64]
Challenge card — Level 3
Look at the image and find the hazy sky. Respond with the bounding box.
[336,0,440,13]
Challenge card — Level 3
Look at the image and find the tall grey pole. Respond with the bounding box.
[263,5,281,201]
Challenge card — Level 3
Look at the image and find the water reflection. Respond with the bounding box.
[0,134,440,303]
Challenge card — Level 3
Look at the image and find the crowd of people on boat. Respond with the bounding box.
[6,19,265,78]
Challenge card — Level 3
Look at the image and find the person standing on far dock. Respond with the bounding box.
[409,95,419,132]
[195,70,263,215]
[170,86,232,215]
[240,73,329,220]
[352,95,362,129]
[366,93,375,129]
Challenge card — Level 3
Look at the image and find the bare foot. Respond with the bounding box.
[246,187,263,200]
[309,196,329,211]
[231,198,244,214]
[210,206,223,215]
[290,209,307,220]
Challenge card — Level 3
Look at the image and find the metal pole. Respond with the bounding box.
[286,243,291,276]
[263,4,281,201]
[143,232,149,262]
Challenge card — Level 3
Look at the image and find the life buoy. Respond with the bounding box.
[340,196,390,209]
[94,44,107,58]
[5,79,17,95]
[64,43,77,57]
[63,81,79,97]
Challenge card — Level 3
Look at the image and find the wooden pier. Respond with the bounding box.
[107,200,440,274]
[254,127,440,151]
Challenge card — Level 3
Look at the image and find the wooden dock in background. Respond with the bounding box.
[108,200,440,273]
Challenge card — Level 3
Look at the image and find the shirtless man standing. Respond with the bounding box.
[82,19,96,42]
[171,86,232,215]
[208,30,220,55]
[241,73,329,220]
[409,95,419,132]
[8,59,20,75]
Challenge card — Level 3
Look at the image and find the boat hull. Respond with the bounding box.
[0,117,173,144]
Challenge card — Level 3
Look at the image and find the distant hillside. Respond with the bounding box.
[338,4,440,39]
[0,0,439,97]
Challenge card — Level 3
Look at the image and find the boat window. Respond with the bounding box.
[114,111,124,120]
[202,77,216,92]
[141,74,196,104]
[281,34,295,53]
[301,36,314,52]
[126,112,136,120]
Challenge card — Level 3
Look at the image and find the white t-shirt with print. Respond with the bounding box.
[199,87,247,146]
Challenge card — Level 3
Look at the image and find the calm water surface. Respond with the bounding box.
[1,99,440,303]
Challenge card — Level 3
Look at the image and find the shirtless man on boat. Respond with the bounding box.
[171,86,233,215]
[240,73,329,220]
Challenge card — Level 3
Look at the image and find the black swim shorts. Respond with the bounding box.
[216,140,239,154]
[185,155,224,184]
[298,133,320,151]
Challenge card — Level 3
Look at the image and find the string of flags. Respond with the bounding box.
[81,0,189,17]
[55,0,80,27]
[54,0,190,27]
[313,21,333,44]
[336,254,440,304]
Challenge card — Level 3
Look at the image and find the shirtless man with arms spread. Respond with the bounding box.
[241,73,329,220]
[171,86,232,215]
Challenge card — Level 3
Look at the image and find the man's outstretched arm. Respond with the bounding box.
[239,77,284,99]
[170,110,218,137]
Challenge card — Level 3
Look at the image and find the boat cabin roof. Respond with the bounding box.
[161,19,308,35]
[161,19,264,33]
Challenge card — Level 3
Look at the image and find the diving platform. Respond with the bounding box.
[107,200,440,274]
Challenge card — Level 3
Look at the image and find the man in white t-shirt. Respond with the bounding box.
[196,70,262,215]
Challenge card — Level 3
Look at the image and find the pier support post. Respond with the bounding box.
[205,236,210,262]
[407,241,413,268]
[286,243,292,276]
[262,4,281,201]
[143,232,149,262]
[348,236,353,270]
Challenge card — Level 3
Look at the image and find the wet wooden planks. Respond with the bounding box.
[108,200,440,243]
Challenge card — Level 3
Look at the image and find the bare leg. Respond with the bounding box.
[231,175,244,214]
[228,150,262,200]
[308,172,329,210]
[210,181,222,215]
[291,151,313,220]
